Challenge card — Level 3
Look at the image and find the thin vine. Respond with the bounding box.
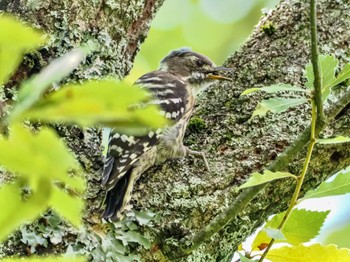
[258,0,322,260]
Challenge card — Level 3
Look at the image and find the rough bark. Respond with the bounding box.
[1,0,350,261]
[134,0,350,261]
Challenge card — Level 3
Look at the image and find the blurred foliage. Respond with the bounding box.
[126,0,279,83]
[0,13,165,261]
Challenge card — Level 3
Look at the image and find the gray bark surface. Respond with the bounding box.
[1,0,350,261]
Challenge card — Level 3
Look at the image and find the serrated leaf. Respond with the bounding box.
[241,84,308,96]
[0,256,86,262]
[317,136,350,144]
[239,170,296,189]
[251,209,329,250]
[0,15,46,86]
[266,244,350,262]
[21,80,167,133]
[50,186,83,228]
[0,125,82,191]
[263,227,286,241]
[251,98,307,118]
[0,181,49,242]
[8,48,88,123]
[303,172,350,199]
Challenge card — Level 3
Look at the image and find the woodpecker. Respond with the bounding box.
[102,48,231,221]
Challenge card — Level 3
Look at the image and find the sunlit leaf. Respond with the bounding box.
[22,80,167,132]
[239,170,296,189]
[251,98,308,118]
[323,222,350,249]
[0,181,49,242]
[266,244,350,262]
[241,84,308,96]
[317,136,350,144]
[0,15,46,86]
[263,227,286,241]
[50,186,84,228]
[251,209,329,250]
[303,172,350,199]
[0,256,85,262]
[8,48,88,123]
[0,125,81,190]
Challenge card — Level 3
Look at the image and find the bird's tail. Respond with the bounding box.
[102,168,134,221]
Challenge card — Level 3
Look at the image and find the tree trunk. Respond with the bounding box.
[1,0,350,261]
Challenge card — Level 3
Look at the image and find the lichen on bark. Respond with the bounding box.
[1,0,350,261]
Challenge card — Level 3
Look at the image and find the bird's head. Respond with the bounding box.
[159,48,232,87]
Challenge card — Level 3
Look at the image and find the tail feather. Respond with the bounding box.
[102,168,132,221]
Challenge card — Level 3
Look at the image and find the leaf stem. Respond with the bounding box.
[258,0,324,259]
[258,100,317,261]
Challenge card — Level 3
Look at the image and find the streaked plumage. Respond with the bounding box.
[102,48,231,221]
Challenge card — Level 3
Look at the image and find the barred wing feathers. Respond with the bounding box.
[102,71,189,220]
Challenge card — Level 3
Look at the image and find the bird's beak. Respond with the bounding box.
[206,66,233,81]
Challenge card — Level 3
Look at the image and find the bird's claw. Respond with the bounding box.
[186,148,210,172]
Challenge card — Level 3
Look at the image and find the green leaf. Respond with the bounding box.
[239,170,296,189]
[251,209,329,250]
[241,84,309,96]
[323,222,350,248]
[251,98,308,118]
[8,48,88,123]
[317,136,350,144]
[329,63,350,88]
[0,15,45,86]
[303,172,350,199]
[0,125,82,190]
[263,227,286,241]
[0,181,49,242]
[22,80,167,132]
[50,186,84,228]
[305,55,338,90]
[266,244,350,262]
[0,256,86,262]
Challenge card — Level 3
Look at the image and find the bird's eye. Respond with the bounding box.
[196,59,204,67]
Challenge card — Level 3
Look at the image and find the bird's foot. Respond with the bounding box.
[186,148,210,172]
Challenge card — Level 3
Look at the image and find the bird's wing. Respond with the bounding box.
[102,71,189,191]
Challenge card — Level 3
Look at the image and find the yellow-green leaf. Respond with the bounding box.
[0,125,82,191]
[22,80,167,132]
[50,186,84,228]
[251,209,329,250]
[0,14,46,86]
[0,181,49,242]
[266,244,350,262]
[317,136,350,144]
[251,98,308,118]
[239,170,296,189]
[8,48,88,124]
